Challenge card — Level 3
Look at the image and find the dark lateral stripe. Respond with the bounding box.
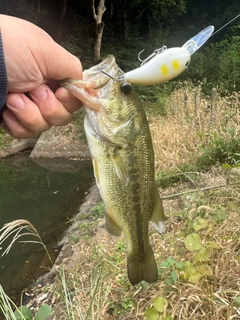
[128,140,145,254]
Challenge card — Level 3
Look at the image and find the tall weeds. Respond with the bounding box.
[149,83,240,174]
[0,219,52,264]
[0,285,18,320]
[0,219,53,319]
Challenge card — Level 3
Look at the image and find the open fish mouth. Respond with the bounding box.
[83,56,124,90]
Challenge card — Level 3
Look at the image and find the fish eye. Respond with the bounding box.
[120,82,131,95]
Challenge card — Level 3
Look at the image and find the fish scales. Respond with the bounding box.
[85,117,160,285]
[62,56,167,285]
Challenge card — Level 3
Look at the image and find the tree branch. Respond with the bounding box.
[161,181,240,200]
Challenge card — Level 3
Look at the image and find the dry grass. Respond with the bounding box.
[44,174,240,320]
[149,84,240,172]
[0,219,52,264]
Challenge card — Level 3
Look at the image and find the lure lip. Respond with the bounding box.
[182,25,214,55]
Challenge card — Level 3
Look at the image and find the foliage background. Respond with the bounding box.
[0,0,239,93]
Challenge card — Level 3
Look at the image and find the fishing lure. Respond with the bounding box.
[120,25,214,86]
[124,46,191,85]
[67,25,215,92]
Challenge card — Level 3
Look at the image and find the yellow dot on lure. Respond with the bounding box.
[172,60,180,70]
[161,65,168,76]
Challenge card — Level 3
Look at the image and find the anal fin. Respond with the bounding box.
[150,187,167,234]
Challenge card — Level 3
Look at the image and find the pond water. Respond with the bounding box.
[0,153,93,305]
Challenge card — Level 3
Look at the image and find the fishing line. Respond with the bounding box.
[212,13,240,36]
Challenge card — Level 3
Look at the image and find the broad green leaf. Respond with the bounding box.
[144,307,159,320]
[193,247,211,263]
[170,271,178,283]
[195,262,213,276]
[183,261,194,272]
[189,271,202,283]
[153,296,168,313]
[206,241,218,249]
[141,281,149,290]
[166,257,175,267]
[14,306,32,320]
[182,261,199,282]
[234,296,240,306]
[35,304,51,320]
[165,278,173,286]
[175,261,184,270]
[160,261,171,268]
[185,233,202,251]
[177,231,185,237]
[193,218,208,231]
[158,268,165,276]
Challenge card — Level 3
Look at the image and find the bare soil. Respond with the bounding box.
[0,122,90,160]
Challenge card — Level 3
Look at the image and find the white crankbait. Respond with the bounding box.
[124,46,191,85]
[121,25,214,86]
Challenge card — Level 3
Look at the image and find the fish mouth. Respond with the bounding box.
[83,56,124,90]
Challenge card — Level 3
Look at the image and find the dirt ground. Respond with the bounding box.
[0,122,90,160]
[22,165,240,319]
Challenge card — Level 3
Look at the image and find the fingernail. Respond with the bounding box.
[7,94,25,110]
[31,85,48,101]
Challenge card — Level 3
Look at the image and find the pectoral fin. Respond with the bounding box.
[150,187,167,234]
[111,148,129,186]
[105,207,122,236]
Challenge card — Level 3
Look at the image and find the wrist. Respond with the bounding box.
[0,32,8,120]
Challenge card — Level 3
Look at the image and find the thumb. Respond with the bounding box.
[43,41,83,81]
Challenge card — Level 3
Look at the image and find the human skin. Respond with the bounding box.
[0,14,83,138]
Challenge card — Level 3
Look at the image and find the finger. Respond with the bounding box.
[45,44,83,80]
[2,109,35,139]
[6,92,51,132]
[55,87,83,113]
[30,85,73,125]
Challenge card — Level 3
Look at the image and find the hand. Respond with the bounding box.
[0,14,83,138]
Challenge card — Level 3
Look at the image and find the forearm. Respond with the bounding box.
[0,32,7,120]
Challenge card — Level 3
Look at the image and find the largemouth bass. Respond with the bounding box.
[61,56,167,285]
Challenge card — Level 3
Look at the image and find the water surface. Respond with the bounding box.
[0,154,93,303]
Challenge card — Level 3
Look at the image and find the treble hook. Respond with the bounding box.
[137,49,146,63]
[138,46,167,66]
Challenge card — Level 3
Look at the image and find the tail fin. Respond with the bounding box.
[127,248,158,286]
